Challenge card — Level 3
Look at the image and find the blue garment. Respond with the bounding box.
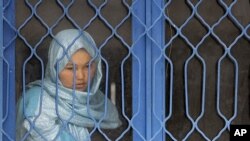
[16,29,121,141]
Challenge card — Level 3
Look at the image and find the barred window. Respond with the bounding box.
[0,0,250,141]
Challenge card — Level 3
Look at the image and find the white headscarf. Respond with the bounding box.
[16,29,121,141]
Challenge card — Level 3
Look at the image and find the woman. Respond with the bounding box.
[16,29,121,141]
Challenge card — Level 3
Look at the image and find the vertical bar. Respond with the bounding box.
[133,0,165,140]
[132,0,146,140]
[0,0,3,139]
[3,0,15,139]
[145,0,152,140]
[151,0,165,140]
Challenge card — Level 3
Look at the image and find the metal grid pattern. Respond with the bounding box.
[1,0,250,141]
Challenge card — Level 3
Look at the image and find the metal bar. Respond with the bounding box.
[0,0,3,139]
[145,0,152,140]
[0,0,16,139]
[132,0,165,140]
[3,0,16,139]
[132,0,147,140]
[151,0,165,140]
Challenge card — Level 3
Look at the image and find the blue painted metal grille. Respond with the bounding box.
[1,0,250,141]
[163,1,250,141]
[1,0,16,140]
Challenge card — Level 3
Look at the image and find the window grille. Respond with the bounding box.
[1,0,250,141]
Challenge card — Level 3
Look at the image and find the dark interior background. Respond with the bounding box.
[164,0,250,140]
[15,0,250,140]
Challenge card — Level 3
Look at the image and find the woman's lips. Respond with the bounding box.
[75,83,86,89]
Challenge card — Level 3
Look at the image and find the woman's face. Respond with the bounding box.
[59,49,96,91]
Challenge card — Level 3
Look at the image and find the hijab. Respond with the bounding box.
[17,29,121,140]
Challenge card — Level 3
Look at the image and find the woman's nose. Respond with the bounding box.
[76,69,85,80]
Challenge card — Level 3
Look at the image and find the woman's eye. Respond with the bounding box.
[66,67,73,70]
[84,63,90,69]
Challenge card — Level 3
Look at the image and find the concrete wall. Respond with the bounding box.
[15,0,250,140]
